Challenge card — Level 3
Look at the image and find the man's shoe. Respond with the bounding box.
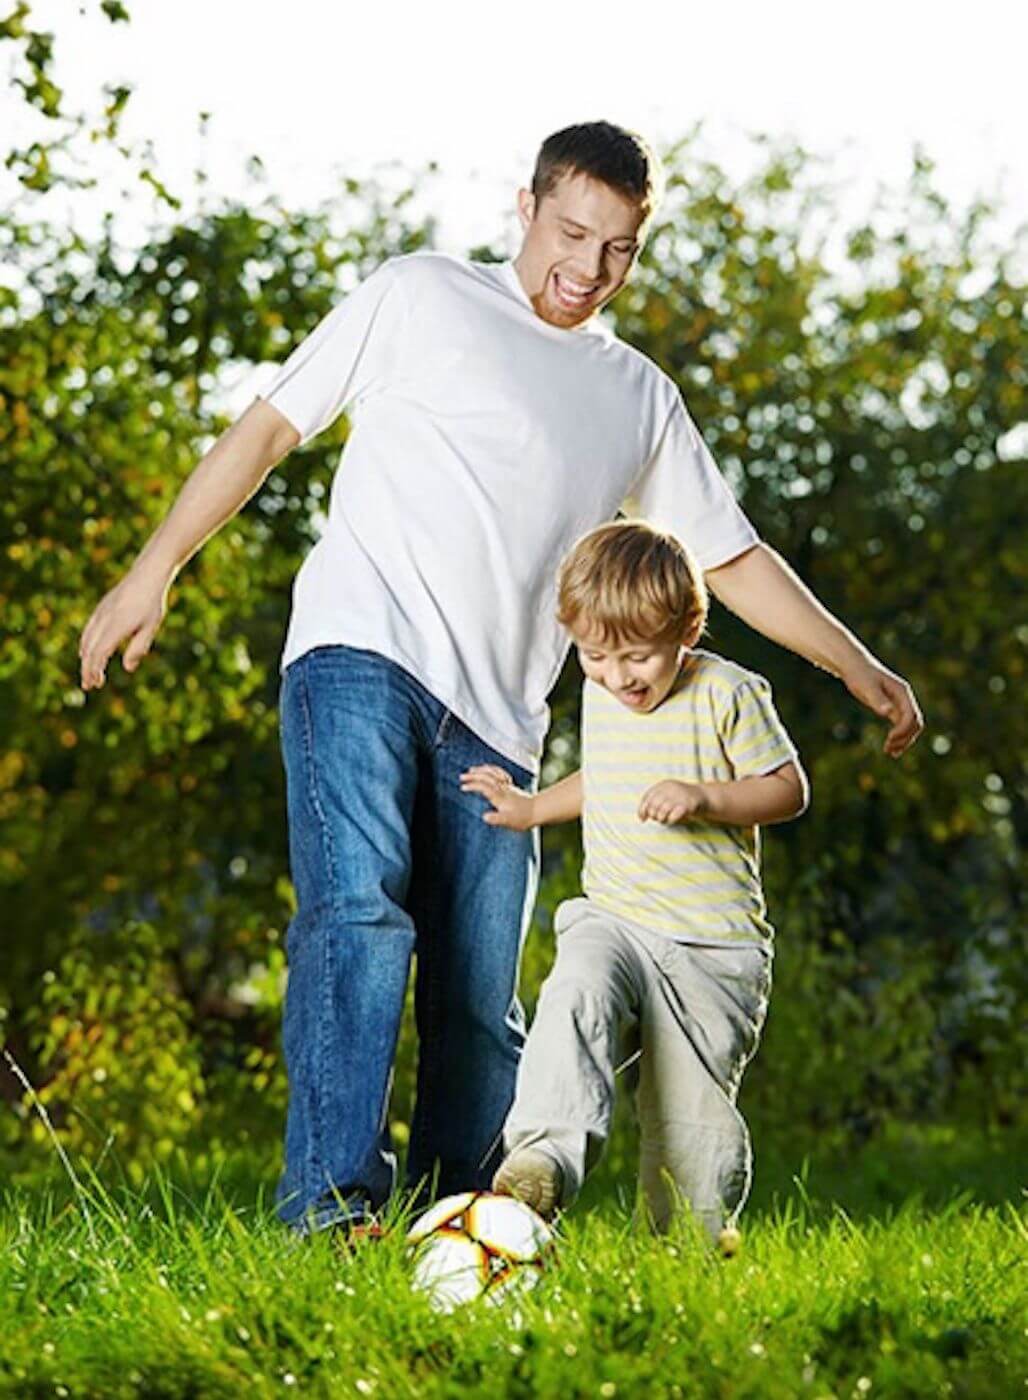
[492,1147,563,1220]
[292,1187,378,1242]
[331,1217,386,1253]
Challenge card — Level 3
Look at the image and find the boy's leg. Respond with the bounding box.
[404,714,539,1201]
[629,930,771,1238]
[275,646,424,1234]
[500,898,644,1204]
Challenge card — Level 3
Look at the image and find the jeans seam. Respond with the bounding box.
[296,660,335,1188]
[410,792,444,1165]
[296,661,338,895]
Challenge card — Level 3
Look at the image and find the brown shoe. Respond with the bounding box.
[492,1147,563,1220]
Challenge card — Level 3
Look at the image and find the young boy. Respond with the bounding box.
[459,521,808,1241]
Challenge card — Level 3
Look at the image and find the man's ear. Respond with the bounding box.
[515,187,536,232]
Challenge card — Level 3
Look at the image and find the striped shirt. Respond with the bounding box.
[581,650,798,944]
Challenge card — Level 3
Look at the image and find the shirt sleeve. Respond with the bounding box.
[257,260,406,445]
[621,390,759,570]
[716,676,799,779]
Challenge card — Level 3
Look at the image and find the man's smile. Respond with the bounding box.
[552,271,601,309]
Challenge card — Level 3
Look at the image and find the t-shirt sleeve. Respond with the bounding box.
[716,676,799,779]
[621,390,759,570]
[257,260,405,445]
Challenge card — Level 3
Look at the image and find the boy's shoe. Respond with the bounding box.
[492,1147,564,1221]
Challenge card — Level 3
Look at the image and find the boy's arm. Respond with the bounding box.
[638,760,808,827]
[459,766,583,830]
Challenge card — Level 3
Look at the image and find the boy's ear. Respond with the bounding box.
[683,618,704,648]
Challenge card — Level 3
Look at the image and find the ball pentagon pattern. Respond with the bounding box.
[407,1191,554,1312]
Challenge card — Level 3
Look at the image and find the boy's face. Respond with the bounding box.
[513,171,647,330]
[571,621,692,714]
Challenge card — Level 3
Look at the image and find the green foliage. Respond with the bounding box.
[1,134,1025,1179]
[20,921,204,1179]
[2,0,135,191]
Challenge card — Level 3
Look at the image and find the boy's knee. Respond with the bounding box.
[550,924,626,990]
[537,970,619,1037]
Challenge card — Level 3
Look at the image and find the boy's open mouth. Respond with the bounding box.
[620,686,648,707]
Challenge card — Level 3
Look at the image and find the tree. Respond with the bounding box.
[2,0,134,194]
[2,137,1024,1171]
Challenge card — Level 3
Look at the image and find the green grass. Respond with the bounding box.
[1,1133,1025,1399]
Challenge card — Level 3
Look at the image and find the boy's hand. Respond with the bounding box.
[459,765,536,830]
[638,780,708,825]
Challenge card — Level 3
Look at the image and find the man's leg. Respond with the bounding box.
[275,646,424,1234]
[404,714,538,1201]
[500,898,643,1205]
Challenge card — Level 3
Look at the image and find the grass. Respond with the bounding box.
[1,1130,1025,1399]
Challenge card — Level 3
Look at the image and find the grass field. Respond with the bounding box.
[1,1128,1025,1398]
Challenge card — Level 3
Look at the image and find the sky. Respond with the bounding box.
[4,0,1028,258]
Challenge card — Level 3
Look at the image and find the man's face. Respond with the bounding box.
[571,621,688,714]
[513,170,647,329]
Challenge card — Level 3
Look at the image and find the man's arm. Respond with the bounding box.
[705,544,924,758]
[79,399,299,690]
[459,766,583,830]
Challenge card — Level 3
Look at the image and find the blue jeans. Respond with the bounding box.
[276,644,538,1233]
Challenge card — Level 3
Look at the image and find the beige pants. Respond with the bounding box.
[504,897,772,1237]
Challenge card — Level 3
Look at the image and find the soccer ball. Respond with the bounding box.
[407,1190,555,1312]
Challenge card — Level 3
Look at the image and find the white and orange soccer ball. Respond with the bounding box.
[406,1190,555,1312]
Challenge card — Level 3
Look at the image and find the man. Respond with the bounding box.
[79,121,922,1236]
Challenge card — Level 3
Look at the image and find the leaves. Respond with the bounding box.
[3,1,136,191]
[1,133,1024,1171]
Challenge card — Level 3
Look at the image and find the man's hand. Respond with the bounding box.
[78,399,300,693]
[459,765,536,830]
[79,567,170,690]
[637,780,707,825]
[841,656,924,758]
[705,544,924,759]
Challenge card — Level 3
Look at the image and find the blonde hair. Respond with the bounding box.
[556,520,708,645]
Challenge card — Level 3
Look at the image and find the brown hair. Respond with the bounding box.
[556,521,708,646]
[531,121,663,222]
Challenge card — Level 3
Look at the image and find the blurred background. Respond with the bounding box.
[1,1,1025,1207]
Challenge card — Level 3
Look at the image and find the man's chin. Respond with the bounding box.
[537,297,594,330]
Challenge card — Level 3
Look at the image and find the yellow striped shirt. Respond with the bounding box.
[581,650,798,943]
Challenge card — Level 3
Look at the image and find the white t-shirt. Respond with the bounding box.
[259,252,758,772]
